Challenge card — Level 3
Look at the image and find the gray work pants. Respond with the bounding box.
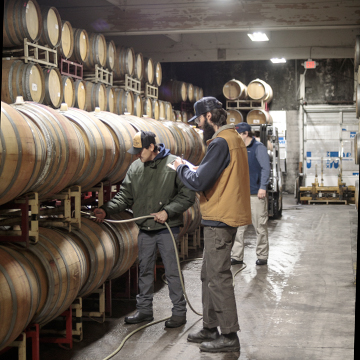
[136,230,186,317]
[232,195,269,261]
[202,226,240,334]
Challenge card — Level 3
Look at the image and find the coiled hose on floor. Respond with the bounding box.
[81,212,246,360]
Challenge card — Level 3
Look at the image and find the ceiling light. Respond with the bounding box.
[247,32,269,42]
[271,58,286,63]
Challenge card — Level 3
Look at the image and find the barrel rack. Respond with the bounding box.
[2,38,58,68]
[83,64,113,86]
[226,99,268,110]
[60,58,83,80]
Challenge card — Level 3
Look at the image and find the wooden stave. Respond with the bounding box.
[73,79,87,110]
[42,67,63,108]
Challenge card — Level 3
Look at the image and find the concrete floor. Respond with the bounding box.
[1,195,357,360]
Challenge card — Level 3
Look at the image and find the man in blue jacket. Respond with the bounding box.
[231,122,271,266]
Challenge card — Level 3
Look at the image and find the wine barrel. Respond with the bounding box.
[11,101,84,198]
[3,0,42,47]
[226,109,244,124]
[247,79,273,103]
[70,28,89,63]
[20,228,83,325]
[161,121,187,158]
[61,75,75,108]
[143,57,155,85]
[0,246,40,351]
[83,33,107,69]
[92,111,136,183]
[42,67,63,108]
[85,81,107,111]
[194,86,204,101]
[115,88,134,115]
[142,97,153,118]
[159,100,166,120]
[105,86,116,113]
[39,6,62,48]
[74,79,87,110]
[59,107,115,191]
[134,53,145,81]
[58,21,74,59]
[174,110,182,122]
[1,59,45,104]
[133,93,144,117]
[159,80,187,103]
[247,109,273,125]
[171,110,177,121]
[151,99,160,119]
[58,218,115,297]
[179,194,201,237]
[107,212,139,279]
[0,102,43,205]
[164,102,173,120]
[223,79,247,100]
[114,46,135,79]
[186,83,195,102]
[106,40,116,71]
[153,61,162,87]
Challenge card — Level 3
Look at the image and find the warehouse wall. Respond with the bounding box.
[161,58,355,193]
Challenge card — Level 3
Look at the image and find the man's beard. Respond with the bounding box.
[202,120,215,145]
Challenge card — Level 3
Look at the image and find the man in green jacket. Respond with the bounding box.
[94,130,195,328]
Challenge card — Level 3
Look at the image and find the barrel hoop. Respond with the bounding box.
[81,220,108,290]
[34,106,69,192]
[70,228,98,295]
[15,61,23,102]
[18,106,55,190]
[26,243,55,323]
[0,108,23,199]
[0,248,35,327]
[0,263,18,349]
[15,0,26,44]
[62,112,97,184]
[7,60,18,103]
[33,240,63,324]
[23,64,34,101]
[41,234,71,317]
[20,1,31,40]
[4,1,18,46]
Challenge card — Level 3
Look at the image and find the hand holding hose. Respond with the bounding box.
[150,210,168,224]
[93,208,106,222]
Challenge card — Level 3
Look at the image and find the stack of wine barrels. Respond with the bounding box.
[223,78,273,125]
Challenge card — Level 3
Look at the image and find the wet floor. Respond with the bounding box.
[1,195,357,360]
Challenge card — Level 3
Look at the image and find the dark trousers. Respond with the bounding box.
[136,230,186,317]
[202,226,240,334]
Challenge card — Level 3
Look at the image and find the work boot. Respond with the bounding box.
[199,332,240,353]
[124,311,154,324]
[187,327,220,343]
[231,258,244,265]
[165,315,186,328]
[256,259,267,265]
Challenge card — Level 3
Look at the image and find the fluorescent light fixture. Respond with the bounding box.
[247,32,269,41]
[271,58,286,63]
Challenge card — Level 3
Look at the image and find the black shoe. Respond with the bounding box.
[231,258,244,265]
[199,333,240,353]
[256,259,267,265]
[165,315,186,328]
[187,327,220,343]
[124,311,154,324]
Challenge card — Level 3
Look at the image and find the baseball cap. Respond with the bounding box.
[127,130,157,154]
[235,122,251,133]
[188,96,223,123]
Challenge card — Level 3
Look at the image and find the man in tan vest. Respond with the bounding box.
[174,97,251,353]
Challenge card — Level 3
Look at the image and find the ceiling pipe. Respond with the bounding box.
[103,24,360,36]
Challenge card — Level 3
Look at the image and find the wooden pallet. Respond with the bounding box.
[113,74,141,94]
[84,64,113,86]
[226,99,266,110]
[2,38,57,67]
[308,199,347,204]
[145,82,158,99]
